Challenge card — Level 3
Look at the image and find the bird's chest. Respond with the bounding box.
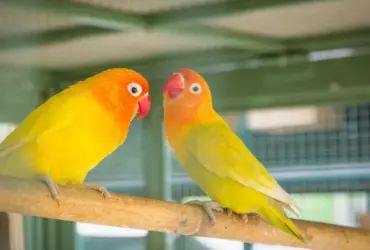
[33,113,127,184]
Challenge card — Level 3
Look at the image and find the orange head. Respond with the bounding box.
[162,68,213,123]
[89,68,151,123]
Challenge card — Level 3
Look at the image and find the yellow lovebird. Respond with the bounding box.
[162,68,305,242]
[0,68,151,204]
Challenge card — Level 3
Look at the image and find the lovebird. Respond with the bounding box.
[0,68,151,204]
[162,68,305,242]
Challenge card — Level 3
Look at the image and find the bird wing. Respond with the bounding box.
[185,122,300,216]
[0,88,86,168]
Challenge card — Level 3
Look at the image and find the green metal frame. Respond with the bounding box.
[141,91,172,250]
[145,0,318,25]
[0,0,369,74]
[0,26,116,51]
[50,51,370,114]
[0,68,52,123]
[4,47,370,121]
[1,0,146,29]
[286,28,370,51]
[151,25,285,52]
[0,1,369,250]
[3,0,362,53]
[23,216,75,250]
[20,84,75,250]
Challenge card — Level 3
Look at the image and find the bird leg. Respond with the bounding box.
[36,174,60,206]
[223,208,251,223]
[68,182,111,200]
[239,213,249,223]
[238,212,260,223]
[222,208,249,222]
[185,200,224,225]
[225,208,234,216]
[84,183,111,199]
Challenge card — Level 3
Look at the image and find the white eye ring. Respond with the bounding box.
[189,83,202,94]
[127,82,142,97]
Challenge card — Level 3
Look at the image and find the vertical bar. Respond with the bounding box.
[44,219,56,250]
[23,77,76,250]
[0,213,10,250]
[22,71,52,250]
[242,114,254,250]
[23,217,33,250]
[60,221,76,250]
[142,85,172,250]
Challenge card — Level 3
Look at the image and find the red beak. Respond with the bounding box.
[162,73,185,99]
[137,94,151,119]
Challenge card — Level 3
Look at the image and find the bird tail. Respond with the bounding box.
[258,204,306,243]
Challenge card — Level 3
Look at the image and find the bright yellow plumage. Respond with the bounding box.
[163,68,306,243]
[1,87,121,184]
[0,68,151,203]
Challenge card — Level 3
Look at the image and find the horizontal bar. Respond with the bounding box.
[146,0,319,26]
[286,28,370,51]
[152,25,284,52]
[0,175,368,249]
[0,0,309,51]
[0,26,116,50]
[1,0,146,30]
[52,50,370,112]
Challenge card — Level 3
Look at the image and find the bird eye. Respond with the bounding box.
[189,83,201,94]
[127,82,142,97]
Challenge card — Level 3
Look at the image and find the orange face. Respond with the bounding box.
[122,70,151,120]
[92,68,151,121]
[162,68,212,115]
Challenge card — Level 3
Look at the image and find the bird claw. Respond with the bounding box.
[82,183,111,200]
[37,174,60,206]
[226,208,233,216]
[185,200,223,225]
[35,176,111,206]
[240,214,249,223]
[222,209,248,223]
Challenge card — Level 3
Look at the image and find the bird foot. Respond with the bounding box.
[185,200,223,225]
[223,209,250,223]
[78,183,111,200]
[240,213,249,223]
[37,174,60,206]
[225,208,233,216]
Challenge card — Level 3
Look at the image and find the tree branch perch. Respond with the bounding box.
[0,176,368,250]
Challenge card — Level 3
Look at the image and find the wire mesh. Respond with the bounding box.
[251,104,370,166]
[168,103,370,250]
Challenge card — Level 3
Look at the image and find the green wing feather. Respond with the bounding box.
[185,121,300,216]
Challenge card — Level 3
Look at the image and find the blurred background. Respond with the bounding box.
[1,0,370,250]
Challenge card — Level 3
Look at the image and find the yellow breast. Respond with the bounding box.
[0,87,128,185]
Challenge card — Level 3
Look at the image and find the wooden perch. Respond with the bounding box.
[359,213,370,231]
[0,176,369,250]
